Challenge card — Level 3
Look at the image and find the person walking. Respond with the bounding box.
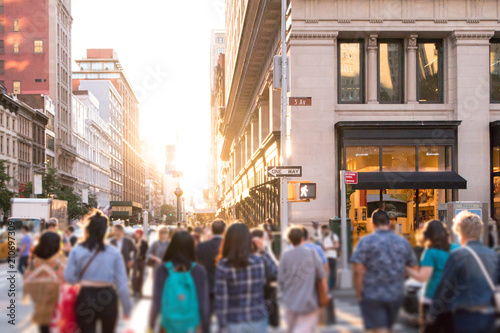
[300,225,329,276]
[215,222,278,332]
[196,219,226,313]
[351,209,418,333]
[132,229,149,298]
[430,211,499,333]
[62,226,77,256]
[405,220,458,333]
[251,228,280,328]
[147,226,170,274]
[310,221,322,245]
[18,225,31,274]
[110,224,137,277]
[64,210,131,333]
[321,224,339,290]
[23,231,66,333]
[149,231,210,333]
[279,226,326,333]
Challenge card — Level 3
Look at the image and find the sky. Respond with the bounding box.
[72,0,225,208]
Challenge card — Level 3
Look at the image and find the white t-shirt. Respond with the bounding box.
[322,233,339,259]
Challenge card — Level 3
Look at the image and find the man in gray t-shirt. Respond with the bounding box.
[279,226,326,333]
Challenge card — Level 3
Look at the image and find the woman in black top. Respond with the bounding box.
[149,231,210,333]
[132,229,149,297]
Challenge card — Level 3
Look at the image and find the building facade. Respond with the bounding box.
[73,49,145,207]
[209,30,226,209]
[72,91,111,208]
[0,0,75,185]
[74,80,123,202]
[0,92,18,193]
[219,0,500,245]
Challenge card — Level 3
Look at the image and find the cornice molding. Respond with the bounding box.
[451,30,495,41]
[290,33,339,40]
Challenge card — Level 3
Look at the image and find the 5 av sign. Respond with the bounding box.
[266,166,302,178]
[289,97,312,106]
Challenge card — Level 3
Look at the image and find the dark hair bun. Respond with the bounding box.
[94,210,102,217]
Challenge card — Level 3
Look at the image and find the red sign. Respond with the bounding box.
[345,171,358,184]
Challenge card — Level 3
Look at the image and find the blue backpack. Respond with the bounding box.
[161,262,200,333]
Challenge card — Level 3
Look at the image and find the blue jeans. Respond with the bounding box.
[453,310,495,333]
[227,318,268,333]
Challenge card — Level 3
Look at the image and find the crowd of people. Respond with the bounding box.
[17,207,500,333]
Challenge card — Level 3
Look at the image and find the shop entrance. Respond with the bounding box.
[348,188,453,247]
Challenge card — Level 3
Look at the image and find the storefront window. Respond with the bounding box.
[491,41,500,102]
[339,41,364,103]
[494,147,500,173]
[417,40,443,103]
[494,176,500,223]
[349,188,449,247]
[418,146,452,171]
[379,41,403,103]
[346,146,379,172]
[382,146,416,172]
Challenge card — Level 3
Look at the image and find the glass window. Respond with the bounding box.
[418,146,452,171]
[379,41,403,103]
[0,60,4,73]
[494,147,500,173]
[339,41,364,103]
[34,40,43,53]
[0,20,4,33]
[346,146,380,172]
[0,40,3,53]
[13,41,19,53]
[103,62,115,70]
[382,146,416,172]
[79,62,91,70]
[13,81,21,94]
[91,62,103,70]
[13,20,19,32]
[417,40,443,103]
[490,41,500,102]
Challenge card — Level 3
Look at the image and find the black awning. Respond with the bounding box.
[350,172,467,190]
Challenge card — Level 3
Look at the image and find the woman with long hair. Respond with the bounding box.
[24,231,66,333]
[64,210,131,333]
[406,219,458,333]
[149,230,210,333]
[215,222,278,332]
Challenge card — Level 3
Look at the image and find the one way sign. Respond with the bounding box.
[266,166,302,178]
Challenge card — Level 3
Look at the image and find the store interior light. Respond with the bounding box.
[426,148,439,156]
[356,153,369,157]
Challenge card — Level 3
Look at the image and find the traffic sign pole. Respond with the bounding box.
[280,0,289,253]
[340,170,353,289]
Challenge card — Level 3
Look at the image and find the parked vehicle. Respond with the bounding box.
[9,198,68,246]
[0,229,8,261]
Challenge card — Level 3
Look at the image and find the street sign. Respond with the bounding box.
[299,183,317,200]
[289,97,312,106]
[266,166,302,178]
[345,171,358,184]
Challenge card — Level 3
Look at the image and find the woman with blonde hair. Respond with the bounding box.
[430,211,499,333]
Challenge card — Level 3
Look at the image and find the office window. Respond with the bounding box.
[34,40,43,53]
[0,60,4,74]
[491,40,500,102]
[338,41,364,103]
[0,40,3,53]
[0,0,4,14]
[0,20,4,33]
[13,41,18,53]
[13,81,20,94]
[417,40,443,103]
[13,20,19,32]
[378,40,404,103]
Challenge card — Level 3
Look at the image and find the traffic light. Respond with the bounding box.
[299,183,317,200]
[287,181,317,202]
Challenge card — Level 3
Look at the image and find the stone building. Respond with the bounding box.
[218,0,500,245]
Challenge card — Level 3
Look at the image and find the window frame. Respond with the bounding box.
[13,81,21,94]
[33,40,43,54]
[13,19,19,32]
[337,39,365,104]
[417,39,444,104]
[490,38,500,103]
[377,39,405,104]
[13,41,19,54]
